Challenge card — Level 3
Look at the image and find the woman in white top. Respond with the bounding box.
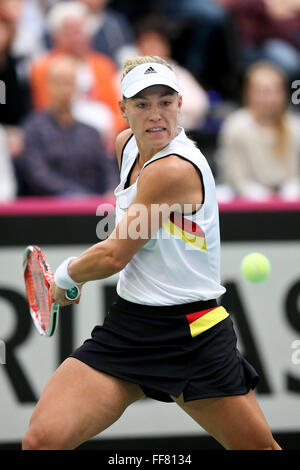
[22,56,280,450]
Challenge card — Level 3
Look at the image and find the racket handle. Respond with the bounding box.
[65,286,80,301]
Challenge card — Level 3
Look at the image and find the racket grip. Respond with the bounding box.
[65,286,80,301]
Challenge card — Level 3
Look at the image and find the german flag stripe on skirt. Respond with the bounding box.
[186,306,229,337]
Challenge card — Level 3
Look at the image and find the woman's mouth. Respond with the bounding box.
[146,127,166,134]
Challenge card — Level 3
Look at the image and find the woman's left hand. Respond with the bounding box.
[50,281,82,307]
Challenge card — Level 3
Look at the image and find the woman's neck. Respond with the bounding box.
[135,141,159,164]
[135,127,180,164]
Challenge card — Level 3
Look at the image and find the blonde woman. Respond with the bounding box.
[23,56,281,450]
[217,61,300,200]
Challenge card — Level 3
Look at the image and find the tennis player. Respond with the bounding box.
[22,56,281,450]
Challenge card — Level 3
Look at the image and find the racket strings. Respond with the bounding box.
[25,254,52,332]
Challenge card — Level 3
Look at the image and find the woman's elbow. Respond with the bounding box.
[102,253,128,276]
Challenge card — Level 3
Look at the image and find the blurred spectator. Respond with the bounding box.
[18,55,118,197]
[132,15,209,131]
[109,0,156,24]
[0,13,31,176]
[225,0,300,82]
[39,0,61,11]
[0,125,17,202]
[151,0,238,95]
[78,0,134,67]
[216,61,300,201]
[0,17,31,125]
[0,0,23,24]
[2,0,47,63]
[30,1,126,139]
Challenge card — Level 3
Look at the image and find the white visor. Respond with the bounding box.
[121,62,180,98]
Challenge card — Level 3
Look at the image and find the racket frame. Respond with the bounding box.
[23,245,60,337]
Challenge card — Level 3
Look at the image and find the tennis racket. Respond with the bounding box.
[23,245,79,337]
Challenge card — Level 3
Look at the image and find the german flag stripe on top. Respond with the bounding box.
[186,306,229,337]
[163,212,207,251]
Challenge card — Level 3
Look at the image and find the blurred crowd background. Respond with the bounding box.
[0,0,299,203]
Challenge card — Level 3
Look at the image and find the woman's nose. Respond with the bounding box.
[149,105,162,121]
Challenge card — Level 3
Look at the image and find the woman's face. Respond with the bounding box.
[120,85,182,153]
[137,31,171,59]
[245,68,287,118]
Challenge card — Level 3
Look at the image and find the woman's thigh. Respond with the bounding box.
[23,357,145,450]
[172,390,281,450]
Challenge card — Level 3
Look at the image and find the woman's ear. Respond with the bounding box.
[119,99,128,121]
[178,93,183,111]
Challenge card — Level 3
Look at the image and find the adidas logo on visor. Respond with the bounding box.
[144,66,157,74]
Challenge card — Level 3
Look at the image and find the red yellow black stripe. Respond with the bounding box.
[186,306,229,337]
[163,213,206,250]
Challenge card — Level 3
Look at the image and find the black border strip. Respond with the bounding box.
[0,431,299,450]
[0,210,299,246]
[0,215,101,246]
[220,211,300,241]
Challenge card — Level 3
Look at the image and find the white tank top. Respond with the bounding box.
[114,127,226,305]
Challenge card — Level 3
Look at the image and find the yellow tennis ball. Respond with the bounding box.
[241,253,271,283]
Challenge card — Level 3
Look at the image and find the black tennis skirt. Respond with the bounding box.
[70,295,259,403]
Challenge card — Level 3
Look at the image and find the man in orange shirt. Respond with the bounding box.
[30,1,127,136]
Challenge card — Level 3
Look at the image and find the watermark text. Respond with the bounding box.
[291,80,300,105]
[0,340,5,365]
[291,339,300,365]
[95,202,204,246]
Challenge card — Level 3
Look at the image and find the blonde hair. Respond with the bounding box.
[243,60,289,158]
[121,55,173,80]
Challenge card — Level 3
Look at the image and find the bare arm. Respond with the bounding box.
[52,155,203,305]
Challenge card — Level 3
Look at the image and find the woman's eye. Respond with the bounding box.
[137,103,146,108]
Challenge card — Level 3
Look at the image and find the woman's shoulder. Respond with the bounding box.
[222,108,252,127]
[220,108,254,138]
[286,112,300,145]
[286,111,300,128]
